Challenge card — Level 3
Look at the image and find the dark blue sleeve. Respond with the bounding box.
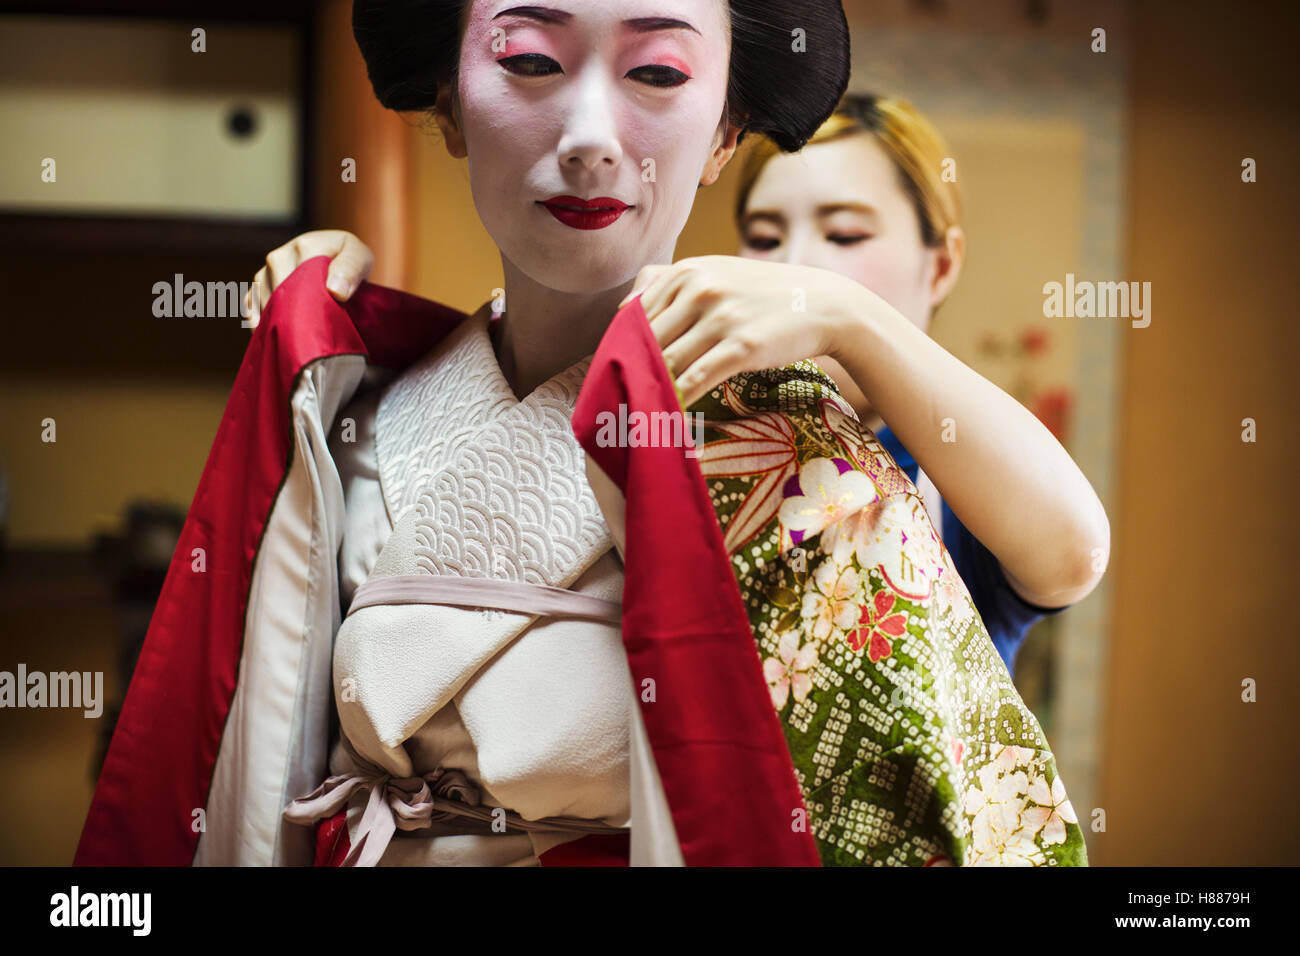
[940,502,1068,676]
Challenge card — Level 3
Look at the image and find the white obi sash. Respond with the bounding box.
[284,309,638,865]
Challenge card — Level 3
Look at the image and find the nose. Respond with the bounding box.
[557,69,623,172]
[778,229,808,266]
[782,227,844,273]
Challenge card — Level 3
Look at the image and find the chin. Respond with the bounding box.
[512,246,641,297]
[493,203,657,296]
[530,267,635,296]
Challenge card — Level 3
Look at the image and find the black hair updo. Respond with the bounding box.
[352,0,851,153]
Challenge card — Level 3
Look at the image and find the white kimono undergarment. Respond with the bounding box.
[307,305,679,867]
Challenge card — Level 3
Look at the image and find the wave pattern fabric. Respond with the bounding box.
[315,308,635,864]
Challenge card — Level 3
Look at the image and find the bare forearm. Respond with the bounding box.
[826,283,1110,606]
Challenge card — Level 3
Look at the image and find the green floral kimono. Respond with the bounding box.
[690,361,1088,866]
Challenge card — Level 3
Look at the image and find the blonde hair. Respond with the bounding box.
[734,93,962,248]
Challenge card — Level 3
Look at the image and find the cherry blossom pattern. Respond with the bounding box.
[845,585,908,662]
[777,456,879,550]
[762,630,819,710]
[1022,774,1079,846]
[959,745,1079,864]
[698,369,1086,865]
[967,800,1046,866]
[994,744,1040,774]
[820,499,886,567]
[801,557,862,644]
[827,495,945,602]
[961,758,1046,866]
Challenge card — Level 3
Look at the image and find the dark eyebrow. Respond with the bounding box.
[739,210,785,230]
[493,7,699,35]
[493,6,572,25]
[741,203,880,228]
[624,17,700,36]
[815,202,880,217]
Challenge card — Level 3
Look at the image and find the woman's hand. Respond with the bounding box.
[243,230,375,328]
[619,255,872,409]
[622,254,1109,610]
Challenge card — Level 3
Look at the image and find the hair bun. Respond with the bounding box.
[728,0,851,152]
[352,0,458,112]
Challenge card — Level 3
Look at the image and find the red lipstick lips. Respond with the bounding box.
[540,195,630,230]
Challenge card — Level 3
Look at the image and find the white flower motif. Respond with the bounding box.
[961,759,1045,866]
[800,557,861,642]
[832,496,944,601]
[778,457,878,544]
[966,798,1045,866]
[821,501,884,566]
[967,760,1029,806]
[994,744,1040,774]
[1022,774,1078,846]
[762,630,819,709]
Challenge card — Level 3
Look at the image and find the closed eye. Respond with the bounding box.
[828,233,871,246]
[744,236,781,251]
[627,64,690,88]
[498,53,563,76]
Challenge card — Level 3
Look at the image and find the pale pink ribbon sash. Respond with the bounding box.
[347,573,622,624]
[298,571,625,865]
[283,738,629,867]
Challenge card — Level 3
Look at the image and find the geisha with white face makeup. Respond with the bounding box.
[457,1,733,288]
[80,0,1092,869]
[444,0,741,398]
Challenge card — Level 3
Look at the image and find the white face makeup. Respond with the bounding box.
[738,134,941,333]
[457,0,732,294]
